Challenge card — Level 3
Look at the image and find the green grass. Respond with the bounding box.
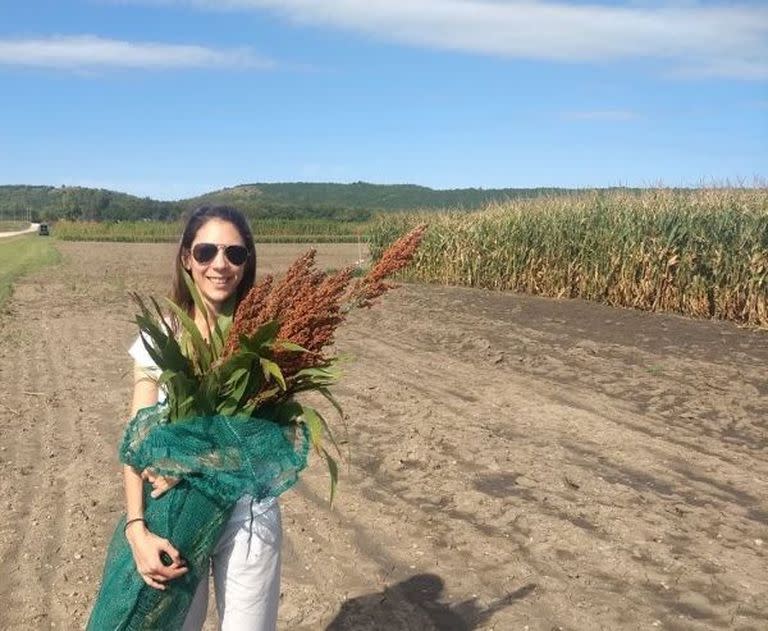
[0,235,60,308]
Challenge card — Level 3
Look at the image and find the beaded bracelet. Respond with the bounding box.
[124,517,146,534]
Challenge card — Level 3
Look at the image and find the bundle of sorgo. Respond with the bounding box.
[130,223,427,498]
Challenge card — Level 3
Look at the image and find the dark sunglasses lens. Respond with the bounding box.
[192,243,218,263]
[225,246,248,266]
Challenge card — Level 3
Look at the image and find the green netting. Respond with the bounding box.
[87,403,309,630]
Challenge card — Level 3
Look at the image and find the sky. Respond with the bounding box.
[0,0,766,200]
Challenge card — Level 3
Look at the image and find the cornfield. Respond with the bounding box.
[53,219,369,243]
[368,188,768,327]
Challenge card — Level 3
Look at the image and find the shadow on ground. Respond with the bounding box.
[325,573,536,630]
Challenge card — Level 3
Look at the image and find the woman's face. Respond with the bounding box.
[182,218,247,314]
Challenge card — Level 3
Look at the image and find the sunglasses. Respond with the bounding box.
[191,243,249,266]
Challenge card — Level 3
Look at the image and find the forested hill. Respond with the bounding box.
[1,182,609,222]
[188,183,583,215]
[0,185,180,222]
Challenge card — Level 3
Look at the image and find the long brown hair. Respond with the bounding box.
[170,205,257,321]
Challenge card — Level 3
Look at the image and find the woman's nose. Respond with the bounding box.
[211,249,229,268]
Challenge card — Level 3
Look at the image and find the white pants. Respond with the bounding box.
[181,497,282,631]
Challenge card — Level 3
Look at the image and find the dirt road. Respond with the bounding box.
[0,241,766,630]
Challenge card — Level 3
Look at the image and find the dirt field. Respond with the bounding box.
[0,241,766,630]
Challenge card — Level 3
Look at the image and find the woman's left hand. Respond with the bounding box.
[141,468,180,499]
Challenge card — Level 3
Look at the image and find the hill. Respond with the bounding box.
[1,182,607,222]
[0,185,180,222]
[188,182,579,217]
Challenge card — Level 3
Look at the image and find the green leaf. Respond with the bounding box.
[259,358,286,390]
[322,447,339,505]
[131,291,204,421]
[300,405,325,453]
[136,299,193,381]
[218,351,256,376]
[132,296,171,365]
[148,296,174,338]
[217,396,240,416]
[134,326,166,370]
[237,400,257,417]
[160,369,200,420]
[248,385,281,408]
[224,366,249,388]
[317,386,344,421]
[240,320,280,352]
[292,365,340,381]
[289,369,339,392]
[274,340,309,353]
[298,404,341,459]
[211,295,235,357]
[218,352,264,403]
[229,367,252,403]
[182,269,213,342]
[156,370,179,388]
[176,394,196,419]
[163,298,211,373]
[314,406,342,459]
[197,374,220,415]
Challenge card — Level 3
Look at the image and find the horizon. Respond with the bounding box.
[5,179,768,205]
[1,1,766,199]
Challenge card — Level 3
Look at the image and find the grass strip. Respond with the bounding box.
[0,234,60,308]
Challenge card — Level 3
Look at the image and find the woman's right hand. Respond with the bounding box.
[125,522,188,590]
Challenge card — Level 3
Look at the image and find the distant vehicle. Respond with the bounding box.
[38,223,49,236]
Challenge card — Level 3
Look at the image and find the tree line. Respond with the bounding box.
[0,182,642,223]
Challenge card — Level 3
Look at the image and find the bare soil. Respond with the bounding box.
[0,241,766,630]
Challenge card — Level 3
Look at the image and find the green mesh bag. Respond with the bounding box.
[87,403,309,630]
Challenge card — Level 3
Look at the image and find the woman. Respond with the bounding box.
[122,205,282,630]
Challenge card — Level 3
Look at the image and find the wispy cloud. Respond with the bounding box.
[562,110,639,121]
[125,0,768,80]
[0,35,273,70]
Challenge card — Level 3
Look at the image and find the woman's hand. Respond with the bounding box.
[125,522,188,590]
[141,468,181,499]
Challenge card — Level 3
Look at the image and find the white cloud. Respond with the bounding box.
[128,0,768,79]
[0,35,273,70]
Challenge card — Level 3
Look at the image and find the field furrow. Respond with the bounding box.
[0,241,765,630]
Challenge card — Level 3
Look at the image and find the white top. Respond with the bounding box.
[129,334,167,403]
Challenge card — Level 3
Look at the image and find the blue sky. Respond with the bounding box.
[0,0,766,200]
